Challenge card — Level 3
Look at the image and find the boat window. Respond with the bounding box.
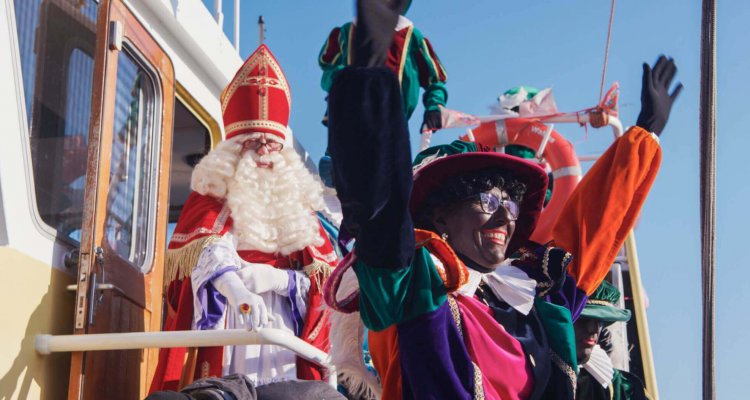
[167,100,212,242]
[103,48,160,269]
[14,0,98,243]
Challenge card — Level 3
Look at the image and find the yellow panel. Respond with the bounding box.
[175,83,223,148]
[0,248,74,399]
[625,233,659,399]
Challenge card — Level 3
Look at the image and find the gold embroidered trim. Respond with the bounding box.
[536,247,554,297]
[224,120,288,138]
[587,299,616,307]
[346,25,354,65]
[447,296,463,338]
[550,350,577,396]
[448,297,485,399]
[170,206,230,244]
[397,25,414,84]
[420,32,445,82]
[472,361,486,400]
[200,361,211,378]
[541,247,552,281]
[562,252,572,267]
[164,235,223,286]
[221,50,291,112]
[306,309,329,341]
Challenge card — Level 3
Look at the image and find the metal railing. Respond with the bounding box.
[209,0,240,52]
[36,328,337,387]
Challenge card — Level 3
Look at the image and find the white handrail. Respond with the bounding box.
[35,328,337,387]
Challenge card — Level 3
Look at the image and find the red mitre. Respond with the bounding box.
[221,44,291,143]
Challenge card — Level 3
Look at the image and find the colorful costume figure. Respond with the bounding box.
[324,65,662,400]
[318,0,448,128]
[575,282,648,400]
[150,45,337,392]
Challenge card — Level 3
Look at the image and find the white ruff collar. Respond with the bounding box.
[582,345,615,388]
[452,258,537,315]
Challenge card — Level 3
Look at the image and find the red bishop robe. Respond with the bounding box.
[149,192,337,393]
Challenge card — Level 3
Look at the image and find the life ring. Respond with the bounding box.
[461,118,581,244]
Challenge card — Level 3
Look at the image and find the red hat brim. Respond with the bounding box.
[410,152,549,255]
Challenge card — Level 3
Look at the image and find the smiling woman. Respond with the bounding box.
[414,168,527,270]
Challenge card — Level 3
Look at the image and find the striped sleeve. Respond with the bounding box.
[552,126,662,294]
[412,29,448,111]
[319,26,347,92]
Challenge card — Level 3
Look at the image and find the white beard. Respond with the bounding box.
[225,148,325,255]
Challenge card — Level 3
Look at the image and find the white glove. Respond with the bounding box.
[212,271,270,331]
[236,262,290,296]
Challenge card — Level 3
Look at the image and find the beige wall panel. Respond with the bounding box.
[0,248,74,399]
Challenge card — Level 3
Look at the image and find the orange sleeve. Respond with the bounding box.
[552,126,661,295]
[368,327,403,400]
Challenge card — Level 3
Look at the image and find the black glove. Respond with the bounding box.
[636,55,683,136]
[420,109,442,132]
[352,0,408,67]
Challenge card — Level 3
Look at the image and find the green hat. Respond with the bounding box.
[579,281,631,324]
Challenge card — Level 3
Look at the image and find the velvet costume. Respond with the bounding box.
[319,16,448,121]
[327,67,661,399]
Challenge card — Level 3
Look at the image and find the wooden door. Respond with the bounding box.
[68,0,174,398]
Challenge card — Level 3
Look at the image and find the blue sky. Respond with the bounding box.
[205,1,747,398]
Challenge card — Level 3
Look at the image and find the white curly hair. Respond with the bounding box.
[191,134,325,254]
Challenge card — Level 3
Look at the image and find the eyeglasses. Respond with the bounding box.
[241,138,284,152]
[465,192,520,220]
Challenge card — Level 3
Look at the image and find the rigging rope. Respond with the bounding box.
[598,0,617,103]
[699,1,717,399]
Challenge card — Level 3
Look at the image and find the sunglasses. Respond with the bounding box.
[464,192,520,220]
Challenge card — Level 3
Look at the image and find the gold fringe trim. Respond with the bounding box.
[304,258,336,293]
[164,235,223,286]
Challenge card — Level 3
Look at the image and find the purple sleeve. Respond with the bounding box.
[286,270,305,336]
[546,273,588,322]
[396,302,475,399]
[195,267,236,330]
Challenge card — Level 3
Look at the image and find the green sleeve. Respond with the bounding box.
[411,28,448,111]
[612,369,649,400]
[353,247,447,331]
[319,23,351,92]
[536,299,578,371]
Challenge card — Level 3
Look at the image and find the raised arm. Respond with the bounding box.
[327,0,415,271]
[553,56,682,294]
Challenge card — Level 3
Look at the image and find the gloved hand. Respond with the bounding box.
[212,271,270,331]
[636,55,683,136]
[420,109,442,133]
[236,262,290,296]
[352,0,409,67]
